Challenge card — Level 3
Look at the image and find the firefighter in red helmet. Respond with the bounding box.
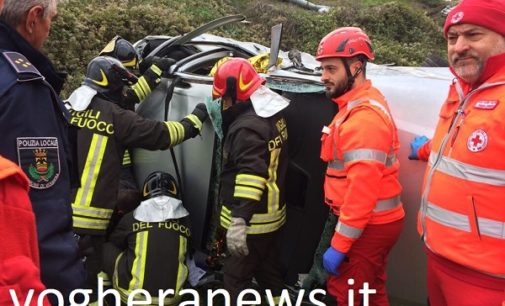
[210,58,289,303]
[317,27,405,305]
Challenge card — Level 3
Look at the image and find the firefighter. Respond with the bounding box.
[409,0,505,304]
[65,55,207,297]
[102,171,191,305]
[99,35,176,227]
[99,35,175,110]
[209,58,289,303]
[0,1,86,303]
[317,27,405,305]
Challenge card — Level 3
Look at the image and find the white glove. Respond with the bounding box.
[226,217,249,257]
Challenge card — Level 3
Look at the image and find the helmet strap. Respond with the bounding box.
[342,58,364,92]
[225,76,237,106]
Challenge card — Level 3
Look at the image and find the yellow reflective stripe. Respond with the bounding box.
[113,253,131,304]
[122,150,131,166]
[138,76,152,96]
[175,236,188,294]
[132,82,147,101]
[129,231,148,292]
[98,271,111,286]
[184,114,202,131]
[72,205,113,219]
[165,122,185,145]
[74,134,108,207]
[234,186,262,201]
[150,65,162,77]
[236,174,266,189]
[248,215,285,234]
[221,203,286,223]
[72,216,109,230]
[220,205,286,234]
[266,149,281,214]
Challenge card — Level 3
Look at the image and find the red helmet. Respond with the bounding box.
[316,27,374,61]
[212,58,265,101]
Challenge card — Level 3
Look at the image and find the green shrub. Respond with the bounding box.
[47,0,447,97]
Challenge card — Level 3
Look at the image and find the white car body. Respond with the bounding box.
[132,17,454,305]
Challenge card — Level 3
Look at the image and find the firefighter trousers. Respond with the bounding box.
[223,230,285,303]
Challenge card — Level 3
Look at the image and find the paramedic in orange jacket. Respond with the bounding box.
[409,0,505,305]
[317,27,405,306]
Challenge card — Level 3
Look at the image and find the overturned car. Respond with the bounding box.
[131,15,453,305]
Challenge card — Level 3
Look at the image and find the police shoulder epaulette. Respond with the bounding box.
[2,51,42,77]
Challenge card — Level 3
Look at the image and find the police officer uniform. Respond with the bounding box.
[0,21,85,302]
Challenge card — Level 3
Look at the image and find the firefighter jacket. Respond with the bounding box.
[320,80,405,253]
[219,103,288,235]
[124,64,162,109]
[108,213,191,305]
[0,21,85,295]
[418,56,505,277]
[69,96,203,235]
[0,156,50,306]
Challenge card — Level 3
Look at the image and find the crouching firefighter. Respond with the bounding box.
[65,55,207,299]
[103,171,191,305]
[208,58,290,304]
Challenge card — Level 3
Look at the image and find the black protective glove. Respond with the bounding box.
[192,103,209,125]
[139,56,176,76]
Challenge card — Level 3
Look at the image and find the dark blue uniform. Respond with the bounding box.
[0,21,85,303]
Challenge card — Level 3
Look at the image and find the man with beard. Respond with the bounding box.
[409,0,505,305]
[317,27,404,305]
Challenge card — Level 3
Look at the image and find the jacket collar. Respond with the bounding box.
[0,21,65,94]
[332,79,373,109]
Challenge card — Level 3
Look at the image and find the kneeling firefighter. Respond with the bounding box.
[65,56,207,298]
[103,171,191,305]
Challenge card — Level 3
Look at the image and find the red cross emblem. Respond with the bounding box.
[467,129,488,152]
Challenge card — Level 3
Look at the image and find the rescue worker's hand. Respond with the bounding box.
[151,57,177,76]
[139,56,176,75]
[322,247,346,276]
[408,135,429,160]
[192,103,209,125]
[226,217,249,257]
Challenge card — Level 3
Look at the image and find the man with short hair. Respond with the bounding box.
[410,0,505,305]
[0,0,85,303]
[317,27,404,305]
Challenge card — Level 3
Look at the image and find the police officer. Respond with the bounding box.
[65,55,207,297]
[210,58,289,303]
[103,171,191,305]
[0,1,85,303]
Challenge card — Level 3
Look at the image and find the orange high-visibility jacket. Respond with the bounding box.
[321,80,405,253]
[418,66,505,277]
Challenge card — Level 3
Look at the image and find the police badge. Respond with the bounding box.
[17,137,61,189]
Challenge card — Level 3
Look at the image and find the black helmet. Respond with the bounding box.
[99,35,139,69]
[142,171,180,200]
[83,56,130,102]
